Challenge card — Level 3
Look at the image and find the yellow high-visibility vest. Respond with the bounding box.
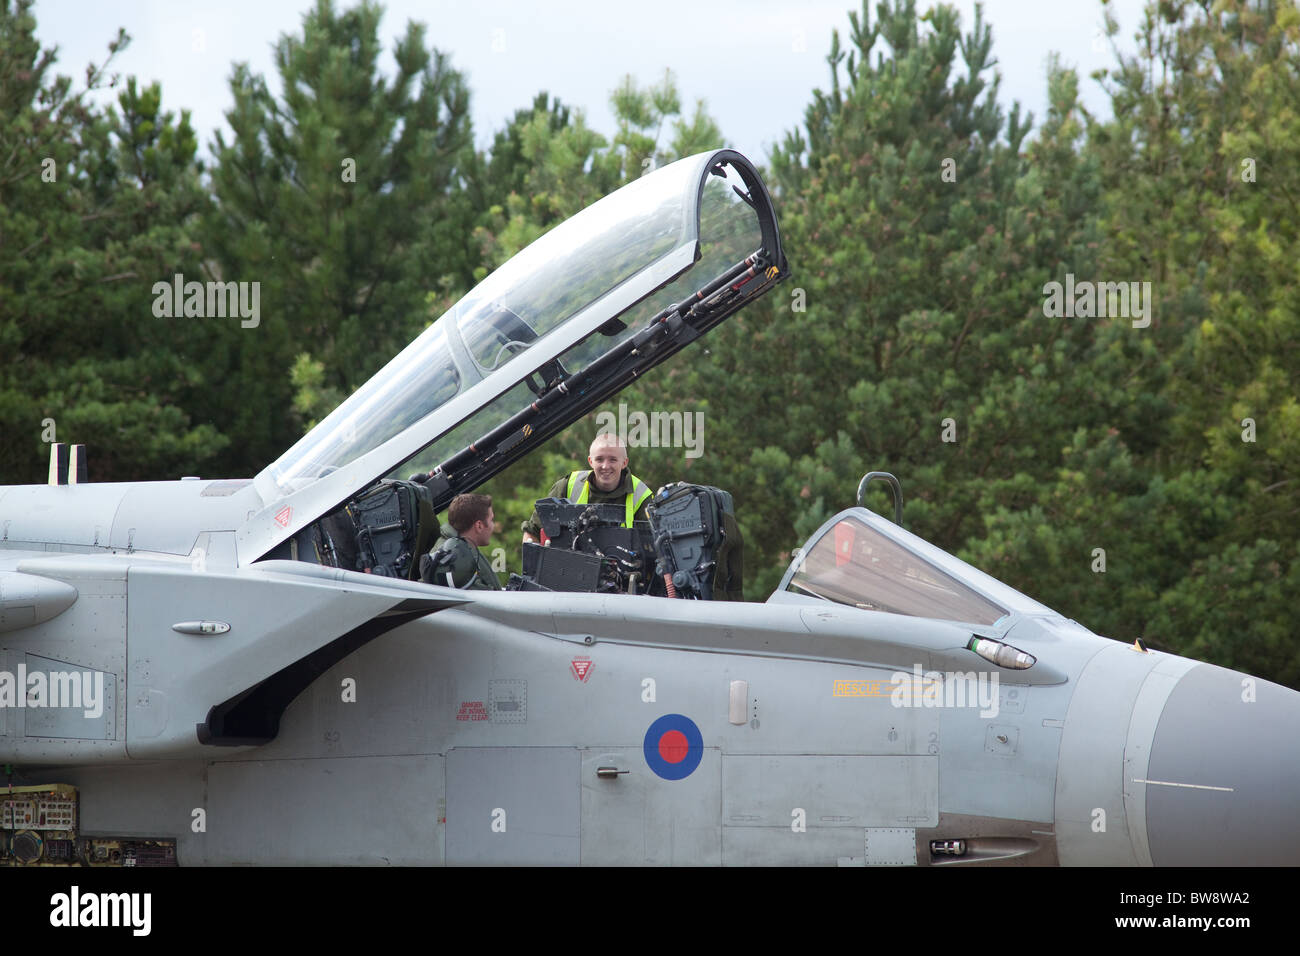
[565,470,651,528]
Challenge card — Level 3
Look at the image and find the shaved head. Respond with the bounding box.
[589,433,627,460]
[588,432,628,492]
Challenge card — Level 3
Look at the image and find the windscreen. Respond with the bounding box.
[788,515,1007,626]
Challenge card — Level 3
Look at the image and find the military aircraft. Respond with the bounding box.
[1,148,1297,867]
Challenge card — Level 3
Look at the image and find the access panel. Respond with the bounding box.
[446,747,580,865]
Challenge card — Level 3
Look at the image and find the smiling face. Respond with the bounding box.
[588,435,628,492]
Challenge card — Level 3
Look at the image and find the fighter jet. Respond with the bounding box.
[0,149,1296,866]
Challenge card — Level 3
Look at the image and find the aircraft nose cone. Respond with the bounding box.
[1144,662,1300,865]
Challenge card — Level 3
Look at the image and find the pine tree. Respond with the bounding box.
[201,0,475,471]
[0,0,222,483]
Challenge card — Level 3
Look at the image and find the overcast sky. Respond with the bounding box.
[32,0,1149,164]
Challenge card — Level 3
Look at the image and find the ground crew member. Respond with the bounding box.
[522,433,652,542]
[421,493,501,589]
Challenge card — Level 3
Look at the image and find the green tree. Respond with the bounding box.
[0,0,222,483]
[202,0,475,472]
[938,0,1300,685]
[625,1,1124,604]
[468,69,723,273]
[1083,0,1299,682]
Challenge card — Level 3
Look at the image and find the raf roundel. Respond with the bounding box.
[643,714,704,780]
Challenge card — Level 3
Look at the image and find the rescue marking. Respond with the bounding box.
[274,505,292,528]
[832,679,892,698]
[570,657,594,683]
[643,714,703,780]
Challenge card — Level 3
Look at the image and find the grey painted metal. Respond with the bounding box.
[580,747,722,865]
[0,554,128,762]
[1054,641,1164,865]
[447,747,580,865]
[4,509,1298,867]
[864,828,918,865]
[1120,652,1200,866]
[122,561,465,760]
[937,617,1102,823]
[0,570,77,632]
[110,480,249,554]
[8,549,1300,865]
[0,480,259,557]
[722,755,938,826]
[20,653,115,740]
[1145,662,1300,865]
[209,755,445,865]
[724,826,874,866]
[1,482,130,550]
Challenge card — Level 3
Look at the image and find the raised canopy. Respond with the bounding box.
[237,149,786,564]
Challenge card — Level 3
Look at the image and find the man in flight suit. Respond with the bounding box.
[522,433,652,543]
[421,493,501,589]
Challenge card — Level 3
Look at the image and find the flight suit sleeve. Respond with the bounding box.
[472,549,503,590]
[522,476,570,536]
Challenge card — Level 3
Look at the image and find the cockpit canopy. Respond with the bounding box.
[239,150,785,564]
[263,158,692,495]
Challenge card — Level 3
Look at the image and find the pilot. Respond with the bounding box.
[420,493,502,589]
[522,433,652,542]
